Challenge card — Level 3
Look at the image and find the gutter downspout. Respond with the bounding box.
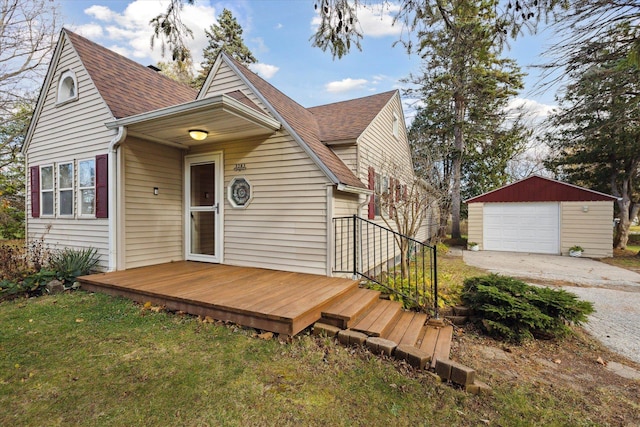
[357,194,371,218]
[108,126,127,271]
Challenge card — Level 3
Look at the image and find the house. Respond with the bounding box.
[466,175,617,258]
[22,29,432,277]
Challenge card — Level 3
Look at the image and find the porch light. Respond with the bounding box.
[188,129,208,140]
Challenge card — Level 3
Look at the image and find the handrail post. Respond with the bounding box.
[433,244,438,318]
[352,214,357,279]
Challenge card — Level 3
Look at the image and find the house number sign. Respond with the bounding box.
[233,163,246,172]
[228,177,252,208]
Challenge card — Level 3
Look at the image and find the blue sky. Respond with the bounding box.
[58,0,557,122]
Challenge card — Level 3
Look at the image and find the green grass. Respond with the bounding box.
[0,291,618,426]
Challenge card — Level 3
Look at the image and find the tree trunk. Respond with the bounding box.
[451,93,465,239]
[613,197,639,250]
[614,216,630,249]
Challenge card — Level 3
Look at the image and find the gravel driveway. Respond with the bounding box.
[463,251,640,364]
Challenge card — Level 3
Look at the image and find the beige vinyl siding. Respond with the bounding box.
[190,131,330,275]
[467,203,483,249]
[123,137,183,268]
[560,201,613,258]
[353,93,431,273]
[331,190,361,276]
[201,60,270,114]
[25,36,114,269]
[331,145,357,174]
[357,94,413,185]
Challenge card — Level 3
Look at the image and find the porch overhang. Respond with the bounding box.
[105,94,281,147]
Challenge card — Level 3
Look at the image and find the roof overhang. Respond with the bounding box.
[105,94,281,147]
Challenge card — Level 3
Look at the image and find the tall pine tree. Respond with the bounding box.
[545,23,640,250]
[406,0,527,239]
[196,8,256,87]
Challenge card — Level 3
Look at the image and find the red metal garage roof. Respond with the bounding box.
[465,175,618,203]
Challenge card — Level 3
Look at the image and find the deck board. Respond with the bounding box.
[79,261,358,335]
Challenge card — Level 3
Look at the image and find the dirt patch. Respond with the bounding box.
[601,249,640,274]
[450,324,640,425]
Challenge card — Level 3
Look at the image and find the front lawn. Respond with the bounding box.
[2,287,639,425]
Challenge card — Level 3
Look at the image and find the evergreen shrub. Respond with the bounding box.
[462,274,594,343]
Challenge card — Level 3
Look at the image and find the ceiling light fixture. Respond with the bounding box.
[188,129,208,141]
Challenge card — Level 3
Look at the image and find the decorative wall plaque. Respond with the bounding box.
[228,177,252,208]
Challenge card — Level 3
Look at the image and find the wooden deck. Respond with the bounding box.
[78,262,358,336]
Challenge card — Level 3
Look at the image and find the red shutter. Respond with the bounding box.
[368,166,375,219]
[30,166,40,218]
[95,154,108,218]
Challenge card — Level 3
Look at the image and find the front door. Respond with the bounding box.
[185,153,223,262]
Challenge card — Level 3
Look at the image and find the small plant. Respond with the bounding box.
[462,274,594,343]
[468,242,479,250]
[48,247,100,287]
[569,245,584,252]
[1,244,99,301]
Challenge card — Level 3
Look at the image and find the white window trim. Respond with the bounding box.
[40,164,54,218]
[56,69,78,106]
[58,161,74,217]
[78,158,96,218]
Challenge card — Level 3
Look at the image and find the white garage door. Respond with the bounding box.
[483,202,560,254]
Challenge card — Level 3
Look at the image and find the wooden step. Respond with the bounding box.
[383,311,428,346]
[419,325,453,368]
[321,288,381,329]
[350,300,403,337]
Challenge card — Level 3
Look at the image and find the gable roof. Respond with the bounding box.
[466,175,618,203]
[65,30,197,118]
[308,91,396,143]
[26,30,399,191]
[223,53,367,189]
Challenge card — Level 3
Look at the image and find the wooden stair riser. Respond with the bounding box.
[351,300,403,337]
[321,288,381,329]
[383,312,428,346]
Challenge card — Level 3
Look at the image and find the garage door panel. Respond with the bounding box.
[483,203,559,254]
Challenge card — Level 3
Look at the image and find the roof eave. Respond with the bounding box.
[22,29,67,155]
[337,184,373,195]
[465,174,619,203]
[105,94,281,131]
[222,54,344,186]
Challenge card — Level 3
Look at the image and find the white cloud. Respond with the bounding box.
[251,37,268,54]
[71,23,104,39]
[310,3,402,39]
[84,5,118,22]
[75,0,217,70]
[249,63,279,79]
[325,78,369,93]
[507,97,557,120]
[357,3,402,37]
[275,23,283,30]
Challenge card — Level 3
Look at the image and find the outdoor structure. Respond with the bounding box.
[466,175,617,258]
[22,29,434,278]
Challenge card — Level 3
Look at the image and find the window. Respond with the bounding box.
[57,70,78,104]
[58,162,74,216]
[392,112,399,138]
[78,159,95,216]
[40,165,54,216]
[374,173,383,217]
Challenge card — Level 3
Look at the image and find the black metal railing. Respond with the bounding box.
[333,215,438,317]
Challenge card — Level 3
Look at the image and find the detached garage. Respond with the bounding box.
[466,175,617,258]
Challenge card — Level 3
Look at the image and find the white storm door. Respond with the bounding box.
[185,153,223,263]
[483,202,560,254]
